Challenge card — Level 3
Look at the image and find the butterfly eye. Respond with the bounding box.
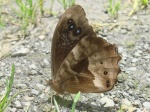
[73,27,82,36]
[68,23,76,30]
[103,71,108,75]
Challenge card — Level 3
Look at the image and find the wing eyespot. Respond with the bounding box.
[106,83,110,88]
[103,71,108,75]
[106,80,110,83]
[68,19,76,30]
[73,27,82,36]
[68,19,74,24]
[68,23,76,30]
[100,61,103,64]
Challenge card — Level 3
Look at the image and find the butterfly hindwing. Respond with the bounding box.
[56,35,121,93]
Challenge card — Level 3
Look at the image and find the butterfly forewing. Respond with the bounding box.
[51,5,95,77]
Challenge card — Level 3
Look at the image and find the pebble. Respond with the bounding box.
[39,35,46,40]
[11,48,30,57]
[31,89,40,95]
[36,83,46,90]
[132,16,138,20]
[143,102,150,108]
[29,69,38,75]
[29,64,38,70]
[14,100,23,109]
[40,58,49,68]
[121,29,127,34]
[133,100,141,107]
[39,93,45,99]
[24,96,35,101]
[16,83,27,89]
[8,107,17,112]
[100,97,115,107]
[127,67,137,71]
[122,98,131,106]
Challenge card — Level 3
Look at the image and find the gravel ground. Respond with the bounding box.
[0,0,150,112]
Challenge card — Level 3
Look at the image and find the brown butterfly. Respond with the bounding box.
[48,5,121,94]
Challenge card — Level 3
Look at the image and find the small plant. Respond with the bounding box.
[0,64,28,112]
[54,91,81,112]
[0,11,5,28]
[129,0,149,16]
[128,0,139,16]
[117,105,125,112]
[39,0,44,15]
[50,0,55,15]
[58,0,76,10]
[0,1,5,28]
[15,0,43,35]
[0,64,16,111]
[71,91,80,112]
[107,0,121,19]
[0,64,15,112]
[140,0,149,8]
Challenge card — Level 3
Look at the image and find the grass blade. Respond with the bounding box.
[53,96,60,112]
[71,91,80,112]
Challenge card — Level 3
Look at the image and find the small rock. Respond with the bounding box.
[29,64,38,70]
[132,16,138,20]
[122,98,131,106]
[36,83,46,90]
[24,96,35,101]
[16,83,27,89]
[146,78,150,82]
[1,62,6,66]
[133,100,141,107]
[14,100,23,109]
[41,58,49,68]
[39,41,45,48]
[134,52,141,57]
[35,42,40,47]
[33,106,38,111]
[131,58,138,63]
[143,102,150,108]
[29,69,38,75]
[0,31,6,40]
[8,107,17,112]
[24,102,31,106]
[39,35,46,40]
[127,67,137,71]
[121,29,127,34]
[31,89,40,95]
[100,97,115,107]
[39,93,45,99]
[12,48,30,57]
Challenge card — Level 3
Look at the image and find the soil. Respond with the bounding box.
[0,0,150,112]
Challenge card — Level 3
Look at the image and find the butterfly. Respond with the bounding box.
[48,5,121,94]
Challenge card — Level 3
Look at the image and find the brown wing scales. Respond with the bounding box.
[49,5,121,94]
[51,5,95,76]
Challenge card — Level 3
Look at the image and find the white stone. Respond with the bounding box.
[143,102,150,108]
[100,97,115,107]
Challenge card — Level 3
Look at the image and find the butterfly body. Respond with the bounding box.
[49,5,121,94]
